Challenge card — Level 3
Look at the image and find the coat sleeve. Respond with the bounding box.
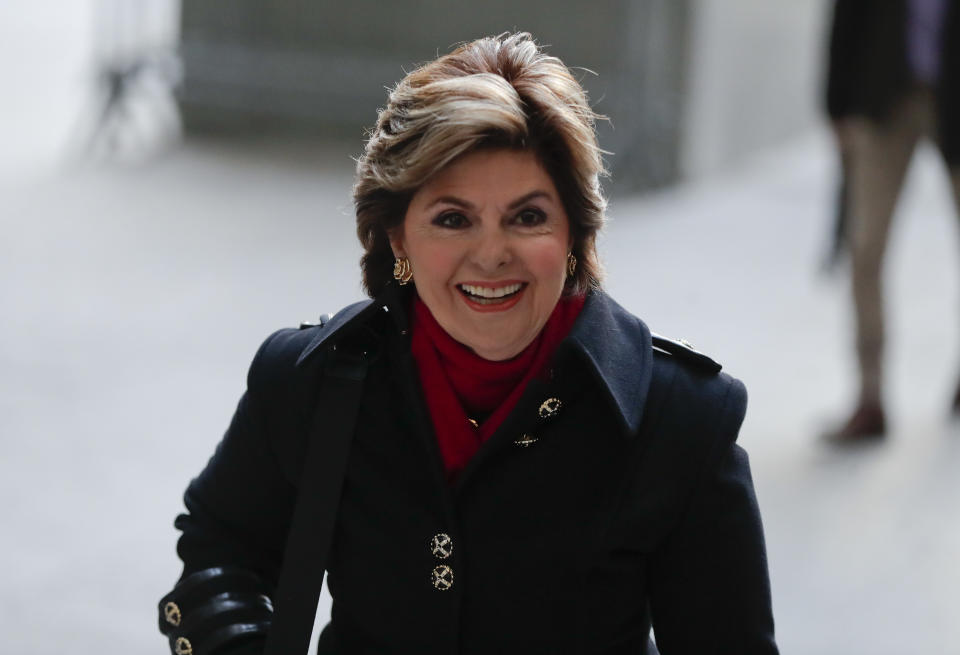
[647,377,779,655]
[159,329,303,655]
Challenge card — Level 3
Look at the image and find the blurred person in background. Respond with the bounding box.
[826,0,960,440]
[156,33,778,654]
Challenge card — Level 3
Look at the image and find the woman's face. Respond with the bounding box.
[391,148,572,361]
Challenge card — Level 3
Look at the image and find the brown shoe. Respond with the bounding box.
[825,402,886,443]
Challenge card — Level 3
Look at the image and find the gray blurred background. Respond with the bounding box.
[2,1,959,653]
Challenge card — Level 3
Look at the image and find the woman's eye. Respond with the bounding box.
[515,208,547,226]
[434,212,468,228]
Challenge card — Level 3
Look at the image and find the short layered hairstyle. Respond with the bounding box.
[354,32,607,297]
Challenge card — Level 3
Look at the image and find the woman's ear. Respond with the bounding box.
[388,229,406,259]
[390,235,407,259]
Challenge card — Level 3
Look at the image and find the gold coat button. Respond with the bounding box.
[174,637,193,655]
[430,533,453,559]
[163,601,182,627]
[538,397,562,419]
[432,564,454,590]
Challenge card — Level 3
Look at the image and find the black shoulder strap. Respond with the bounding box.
[264,347,370,655]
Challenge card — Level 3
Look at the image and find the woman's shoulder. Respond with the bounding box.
[566,291,746,442]
[238,300,385,479]
[596,293,745,433]
[643,332,748,475]
[650,333,745,413]
[619,334,748,514]
[246,299,379,389]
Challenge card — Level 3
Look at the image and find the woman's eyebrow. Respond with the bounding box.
[424,195,475,211]
[506,190,553,209]
[424,190,555,212]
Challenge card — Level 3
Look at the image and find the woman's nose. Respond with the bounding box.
[470,227,512,272]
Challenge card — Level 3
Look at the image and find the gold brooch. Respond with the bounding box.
[514,433,538,447]
[538,397,562,419]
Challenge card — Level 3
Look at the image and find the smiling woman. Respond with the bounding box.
[393,148,571,360]
[157,33,780,655]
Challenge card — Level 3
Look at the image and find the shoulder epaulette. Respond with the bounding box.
[299,313,331,330]
[650,333,722,374]
[295,299,379,367]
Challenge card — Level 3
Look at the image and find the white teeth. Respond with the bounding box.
[459,283,522,298]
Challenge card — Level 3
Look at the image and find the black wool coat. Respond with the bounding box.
[172,286,779,654]
[825,0,960,164]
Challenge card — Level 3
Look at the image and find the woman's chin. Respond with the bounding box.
[470,342,526,361]
[460,328,536,361]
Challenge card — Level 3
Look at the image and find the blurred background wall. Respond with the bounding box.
[0,0,829,190]
[175,0,828,191]
[682,0,827,178]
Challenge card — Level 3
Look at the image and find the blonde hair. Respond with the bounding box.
[354,32,607,297]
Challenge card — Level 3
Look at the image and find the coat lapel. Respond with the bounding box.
[454,291,655,491]
[560,291,653,437]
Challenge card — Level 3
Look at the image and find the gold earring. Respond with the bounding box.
[393,257,413,285]
[566,252,577,277]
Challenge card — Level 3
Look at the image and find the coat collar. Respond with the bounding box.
[557,290,653,435]
[295,285,653,435]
